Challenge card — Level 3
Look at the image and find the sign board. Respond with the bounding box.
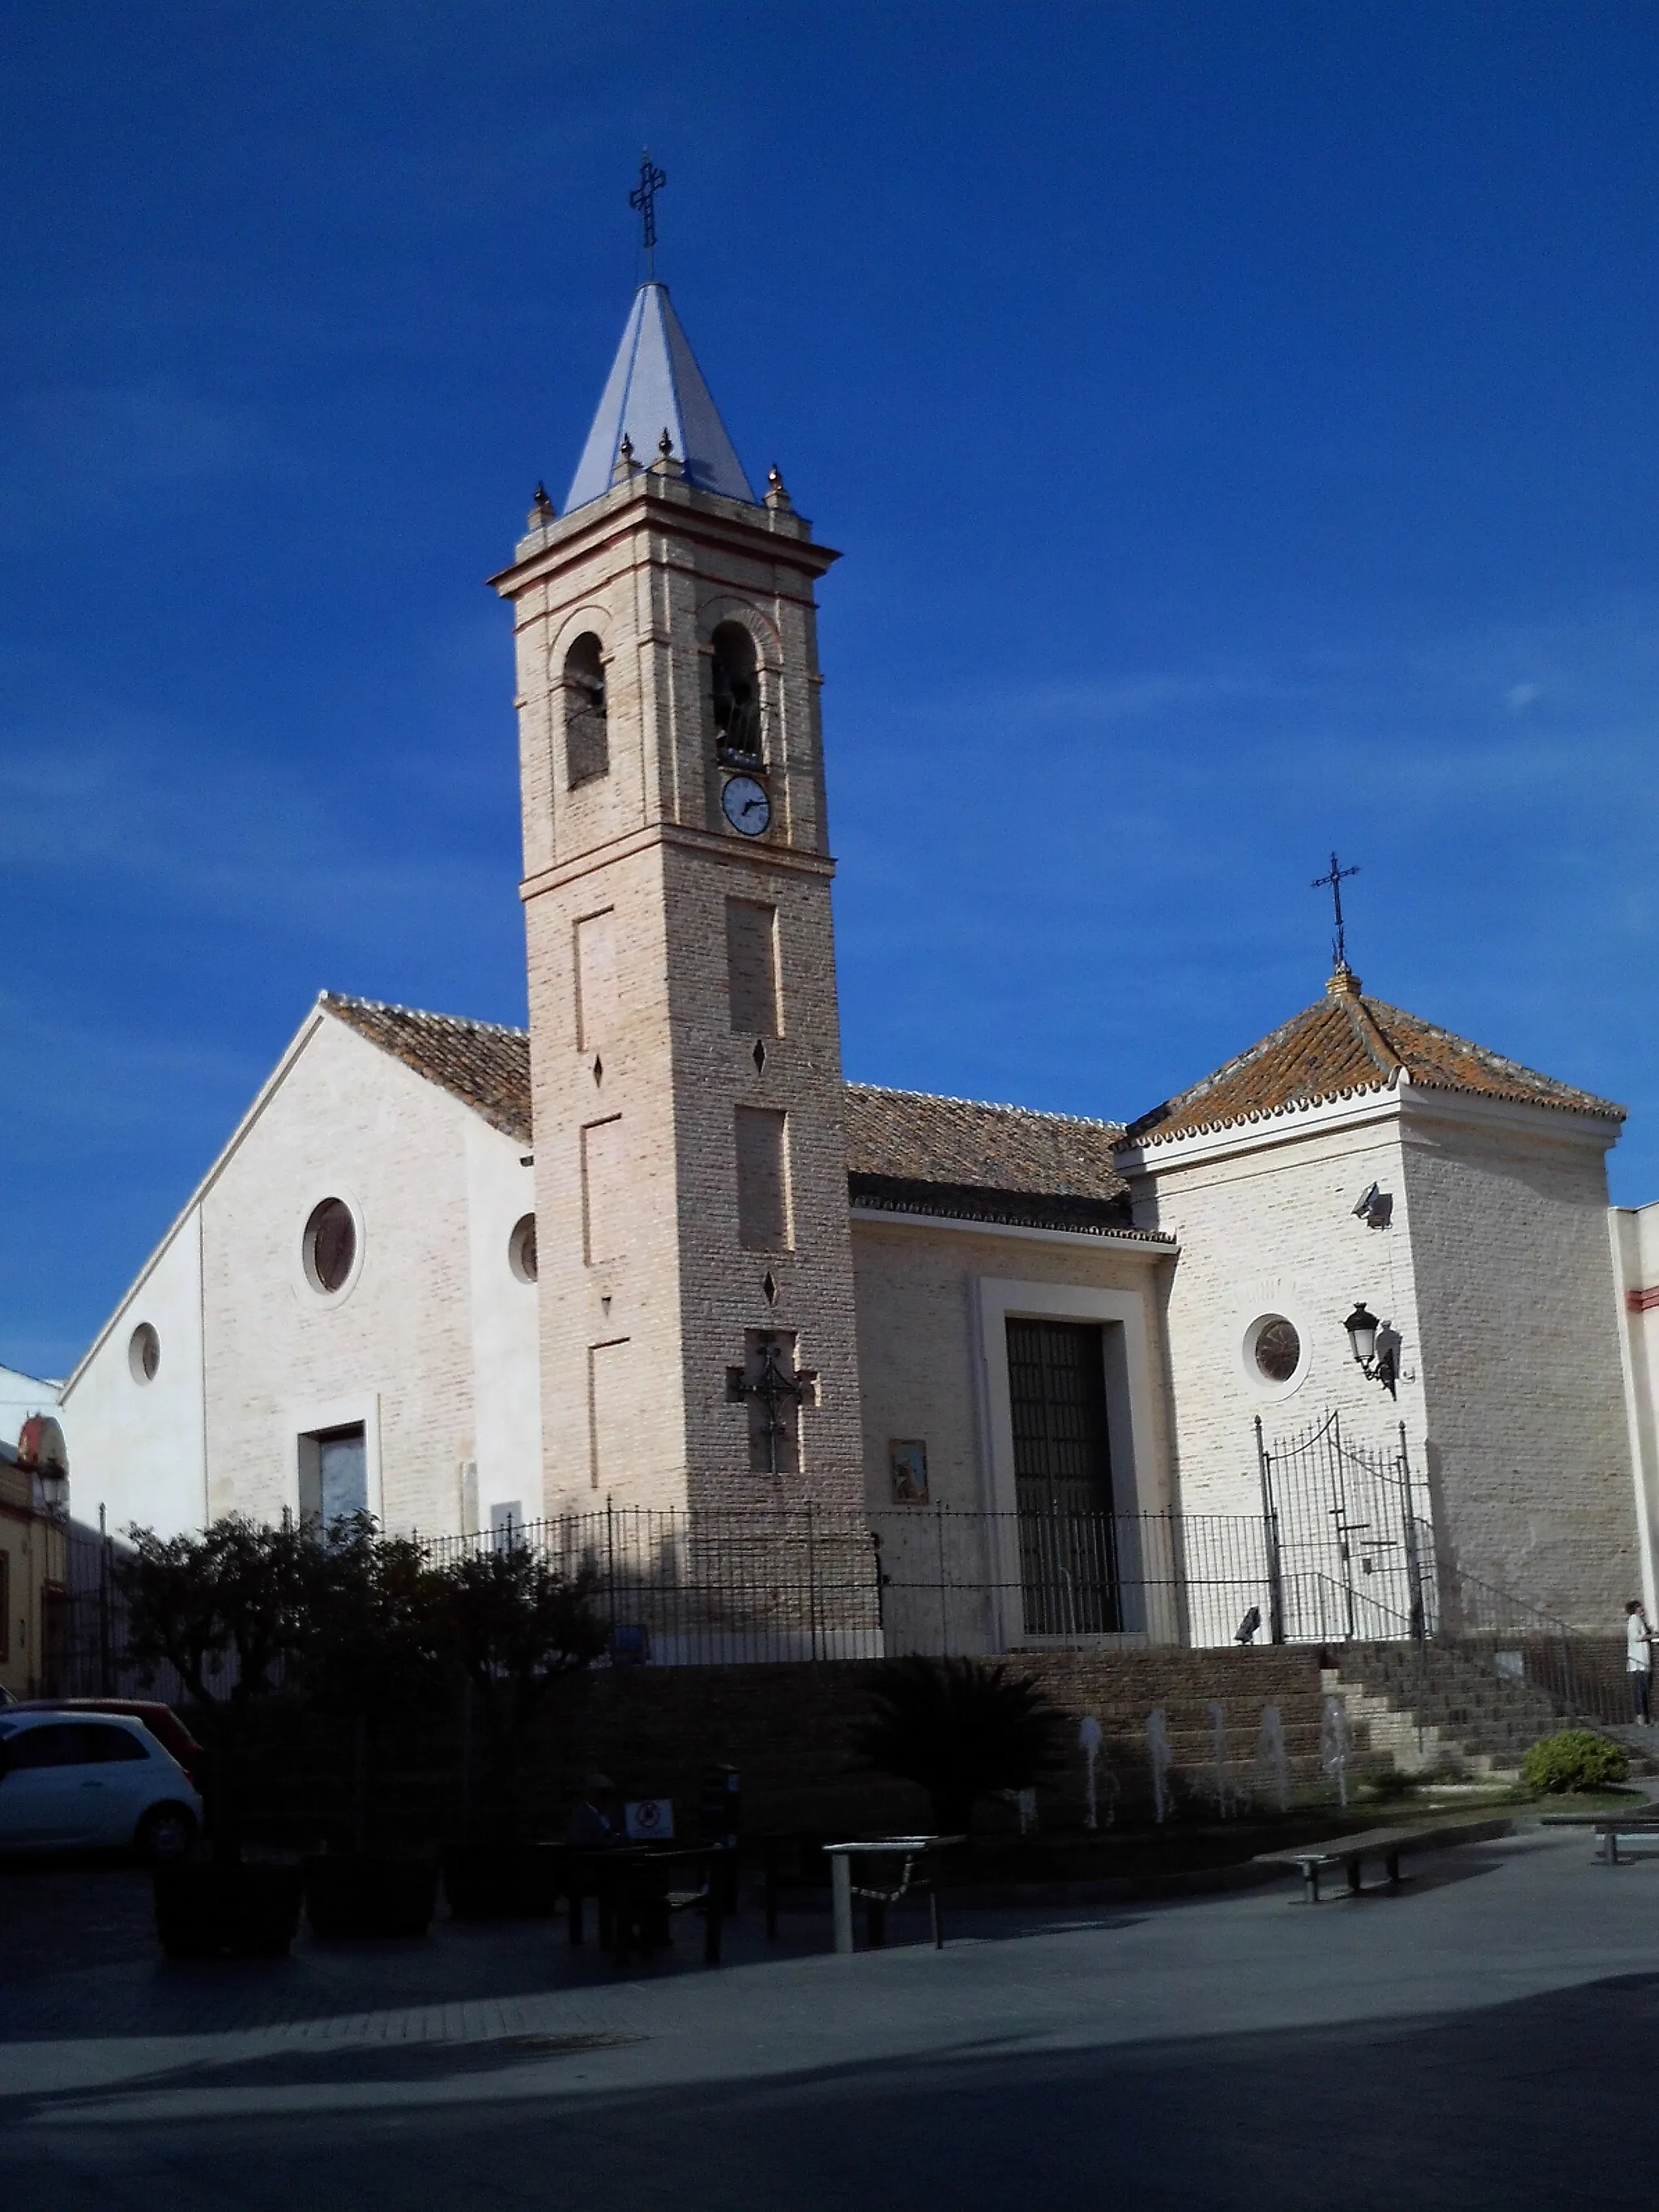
[624,1797,674,1841]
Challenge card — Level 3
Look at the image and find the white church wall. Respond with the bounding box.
[1402,1093,1633,1628]
[1124,1095,1425,1532]
[58,1208,207,1539]
[463,1116,543,1529]
[196,1014,482,1533]
[1610,1200,1659,1618]
[849,1215,1176,1518]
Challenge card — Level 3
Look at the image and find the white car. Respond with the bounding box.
[0,1710,202,1861]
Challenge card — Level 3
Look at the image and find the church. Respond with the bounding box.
[57,270,1659,1650]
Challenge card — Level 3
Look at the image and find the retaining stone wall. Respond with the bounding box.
[547,1646,1343,1835]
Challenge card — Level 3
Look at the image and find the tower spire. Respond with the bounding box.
[564,280,756,511]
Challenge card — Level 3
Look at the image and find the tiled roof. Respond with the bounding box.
[320,997,1170,1236]
[1120,970,1626,1149]
[844,1085,1168,1240]
[321,995,532,1145]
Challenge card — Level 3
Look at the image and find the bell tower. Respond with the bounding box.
[492,279,864,1516]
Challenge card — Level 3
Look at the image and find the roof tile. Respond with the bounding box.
[1120,970,1625,1149]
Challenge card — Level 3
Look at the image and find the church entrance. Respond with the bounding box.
[1005,1318,1121,1635]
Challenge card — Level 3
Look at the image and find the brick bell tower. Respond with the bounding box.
[491,275,864,1517]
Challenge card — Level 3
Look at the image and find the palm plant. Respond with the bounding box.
[851,1656,1064,1835]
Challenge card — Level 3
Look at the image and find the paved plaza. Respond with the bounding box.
[3,1826,1658,2208]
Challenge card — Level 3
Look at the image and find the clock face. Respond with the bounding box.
[721,774,771,837]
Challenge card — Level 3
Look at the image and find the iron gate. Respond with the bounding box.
[1255,1412,1434,1645]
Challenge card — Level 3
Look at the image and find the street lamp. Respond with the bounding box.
[1343,1302,1398,1397]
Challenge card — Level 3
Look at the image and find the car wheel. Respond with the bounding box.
[135,1803,197,1865]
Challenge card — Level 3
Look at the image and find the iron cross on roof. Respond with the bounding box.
[1311,850,1360,972]
[629,151,667,276]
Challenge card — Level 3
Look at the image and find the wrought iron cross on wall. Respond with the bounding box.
[727,1335,818,1477]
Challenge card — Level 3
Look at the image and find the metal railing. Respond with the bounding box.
[421,1502,1293,1664]
[36,1493,1639,1723]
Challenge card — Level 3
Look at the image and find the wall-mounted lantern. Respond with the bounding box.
[1343,1302,1398,1398]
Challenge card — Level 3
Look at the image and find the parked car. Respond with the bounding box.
[0,1711,202,1862]
[9,1698,204,1788]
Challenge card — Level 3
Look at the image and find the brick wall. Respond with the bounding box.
[1127,1095,1422,1524]
[507,475,866,1519]
[1404,1099,1636,1626]
[548,1647,1338,1835]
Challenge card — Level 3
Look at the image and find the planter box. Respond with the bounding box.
[153,1863,305,1959]
[443,1840,566,1920]
[304,1852,438,1940]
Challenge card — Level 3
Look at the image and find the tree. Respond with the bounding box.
[288,1512,446,1852]
[851,1656,1064,1834]
[117,1515,314,1858]
[432,1541,608,1842]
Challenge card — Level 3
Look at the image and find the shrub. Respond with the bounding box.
[1520,1729,1629,1795]
[851,1656,1063,1834]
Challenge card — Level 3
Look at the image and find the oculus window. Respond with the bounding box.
[303,1199,357,1296]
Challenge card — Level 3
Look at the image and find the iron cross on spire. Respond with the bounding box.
[1311,850,1361,972]
[629,151,667,277]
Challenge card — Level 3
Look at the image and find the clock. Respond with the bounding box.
[721,774,771,837]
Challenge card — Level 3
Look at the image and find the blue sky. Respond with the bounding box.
[6,2,1659,1379]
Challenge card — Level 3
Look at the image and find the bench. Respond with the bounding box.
[566,1843,731,1965]
[1539,1811,1659,1865]
[1255,1817,1511,1903]
[822,1836,966,1953]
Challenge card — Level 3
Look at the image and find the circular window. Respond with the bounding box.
[128,1322,160,1384]
[1252,1315,1302,1384]
[303,1198,357,1295]
[509,1213,538,1284]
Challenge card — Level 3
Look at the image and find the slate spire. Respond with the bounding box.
[565,282,756,512]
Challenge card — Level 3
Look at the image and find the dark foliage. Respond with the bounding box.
[851,1656,1064,1833]
[117,1515,316,1856]
[431,1543,608,1842]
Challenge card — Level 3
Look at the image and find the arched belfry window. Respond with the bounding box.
[564,632,608,787]
[710,621,763,767]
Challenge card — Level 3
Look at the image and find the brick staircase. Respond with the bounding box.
[1331,1639,1587,1779]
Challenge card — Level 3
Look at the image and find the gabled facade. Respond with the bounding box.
[58,996,542,1540]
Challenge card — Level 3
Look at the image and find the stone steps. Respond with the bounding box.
[1329,1641,1577,1777]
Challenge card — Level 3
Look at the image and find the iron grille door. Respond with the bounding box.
[1006,1319,1120,1634]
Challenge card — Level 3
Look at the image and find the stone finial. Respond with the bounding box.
[765,464,793,512]
[612,433,639,484]
[650,427,684,479]
[1326,963,1363,999]
[659,428,674,459]
[527,481,557,527]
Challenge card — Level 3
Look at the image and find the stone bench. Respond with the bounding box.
[1255,1817,1512,1903]
[1538,1811,1659,1865]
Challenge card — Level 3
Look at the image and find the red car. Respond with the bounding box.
[7,1700,205,1788]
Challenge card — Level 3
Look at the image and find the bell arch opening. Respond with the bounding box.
[563,631,608,786]
[710,620,763,767]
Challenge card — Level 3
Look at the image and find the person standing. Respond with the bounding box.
[1627,1600,1655,1724]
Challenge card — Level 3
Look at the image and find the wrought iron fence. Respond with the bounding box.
[421,1502,1294,1664]
[1433,1562,1632,1729]
[30,1409,1639,1720]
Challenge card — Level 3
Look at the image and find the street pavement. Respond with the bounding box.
[2,1826,1657,2208]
